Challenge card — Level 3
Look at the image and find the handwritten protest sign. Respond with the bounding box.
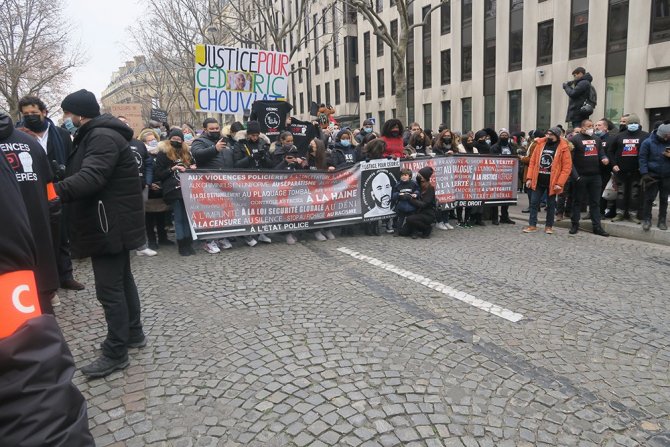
[110,103,143,137]
[194,45,289,114]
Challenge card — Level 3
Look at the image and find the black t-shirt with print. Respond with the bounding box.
[250,100,293,142]
[288,118,318,157]
[537,141,558,188]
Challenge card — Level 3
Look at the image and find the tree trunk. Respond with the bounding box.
[393,45,408,125]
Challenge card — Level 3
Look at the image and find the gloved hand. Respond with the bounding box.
[252,150,264,160]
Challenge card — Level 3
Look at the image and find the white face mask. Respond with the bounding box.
[584,128,594,136]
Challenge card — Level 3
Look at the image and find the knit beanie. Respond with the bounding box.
[657,123,670,139]
[61,89,100,118]
[474,130,488,141]
[498,128,509,137]
[418,166,434,181]
[168,129,184,140]
[246,121,261,135]
[627,113,640,124]
[547,127,562,139]
[230,121,244,134]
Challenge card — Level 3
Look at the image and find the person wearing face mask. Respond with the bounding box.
[432,129,461,156]
[55,89,147,379]
[523,127,573,234]
[380,119,406,159]
[567,120,610,236]
[404,131,432,158]
[489,129,518,225]
[138,129,173,250]
[154,129,198,256]
[329,129,362,168]
[594,119,616,216]
[17,96,84,293]
[609,113,650,223]
[190,118,234,171]
[182,124,196,146]
[473,130,492,154]
[399,167,437,239]
[355,118,376,144]
[270,131,299,166]
[639,123,670,231]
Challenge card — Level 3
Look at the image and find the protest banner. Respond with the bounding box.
[401,155,519,208]
[194,45,289,114]
[110,103,143,137]
[180,156,517,239]
[150,108,168,123]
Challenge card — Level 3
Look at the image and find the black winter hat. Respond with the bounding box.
[61,89,100,118]
[474,130,488,141]
[230,121,244,134]
[418,166,434,181]
[168,129,184,140]
[363,118,374,126]
[246,121,261,135]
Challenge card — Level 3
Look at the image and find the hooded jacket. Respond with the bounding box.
[639,131,670,178]
[526,137,573,195]
[0,114,58,298]
[563,73,594,122]
[191,134,234,169]
[153,140,193,203]
[232,130,274,169]
[329,142,361,168]
[54,114,145,258]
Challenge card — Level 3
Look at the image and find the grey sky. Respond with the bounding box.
[65,0,144,99]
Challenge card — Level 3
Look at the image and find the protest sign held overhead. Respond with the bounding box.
[194,45,290,114]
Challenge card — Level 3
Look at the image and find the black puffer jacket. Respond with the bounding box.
[563,73,594,122]
[54,114,145,258]
[153,141,192,203]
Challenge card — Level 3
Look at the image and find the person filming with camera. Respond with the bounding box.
[562,67,595,128]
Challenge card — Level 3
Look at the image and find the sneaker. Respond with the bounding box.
[612,214,625,222]
[51,293,61,307]
[492,220,499,225]
[385,220,394,233]
[643,220,652,231]
[522,226,538,233]
[569,224,579,235]
[500,218,516,225]
[521,208,531,213]
[436,222,448,230]
[555,213,564,222]
[659,222,668,231]
[128,336,147,349]
[286,233,297,245]
[603,209,617,218]
[217,238,233,250]
[545,227,554,234]
[245,236,258,247]
[136,247,158,257]
[324,229,336,240]
[81,355,129,379]
[314,230,327,241]
[258,234,272,243]
[203,240,220,254]
[445,223,455,230]
[630,216,641,224]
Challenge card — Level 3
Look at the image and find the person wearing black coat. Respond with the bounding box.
[55,89,146,379]
[0,114,59,315]
[562,67,594,128]
[399,167,437,238]
[232,121,274,169]
[191,118,234,169]
[0,151,94,447]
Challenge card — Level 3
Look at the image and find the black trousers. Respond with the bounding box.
[490,205,510,222]
[401,213,433,235]
[56,211,74,283]
[571,174,602,227]
[90,251,143,359]
[145,211,168,243]
[643,175,669,222]
[615,171,641,217]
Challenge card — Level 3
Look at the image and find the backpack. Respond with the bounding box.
[587,84,597,106]
[580,84,597,115]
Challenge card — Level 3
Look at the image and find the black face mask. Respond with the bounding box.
[24,114,47,132]
[208,131,221,141]
[619,124,627,132]
[444,137,452,144]
[500,138,509,145]
[171,141,182,149]
[546,137,558,144]
[390,130,400,138]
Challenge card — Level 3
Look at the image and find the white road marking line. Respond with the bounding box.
[337,247,524,323]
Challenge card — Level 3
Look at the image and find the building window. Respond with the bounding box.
[462,46,472,80]
[325,82,331,106]
[379,111,386,126]
[392,108,396,118]
[298,61,303,83]
[424,103,433,129]
[650,0,670,43]
[441,101,451,128]
[537,20,554,65]
[364,32,371,100]
[509,0,524,71]
[605,75,625,122]
[441,50,451,85]
[376,0,383,13]
[462,97,472,133]
[377,69,385,98]
[324,45,329,72]
[316,85,321,104]
[606,0,628,77]
[648,66,670,82]
[569,0,589,59]
[422,5,432,89]
[509,90,522,133]
[299,92,304,114]
[462,0,472,24]
[334,79,341,105]
[536,86,551,131]
[333,5,340,68]
[313,14,319,74]
[484,95,495,129]
[377,35,384,57]
[461,0,472,81]
[441,1,451,35]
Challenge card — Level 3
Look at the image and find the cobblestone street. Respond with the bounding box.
[56,225,670,447]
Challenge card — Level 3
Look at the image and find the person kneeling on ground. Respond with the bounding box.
[391,168,420,235]
[399,167,436,239]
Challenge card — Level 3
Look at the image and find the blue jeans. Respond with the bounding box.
[171,199,190,240]
[529,186,557,227]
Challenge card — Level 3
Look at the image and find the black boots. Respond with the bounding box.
[569,224,579,235]
[177,237,195,256]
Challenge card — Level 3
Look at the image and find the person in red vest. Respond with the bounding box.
[380,119,405,159]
